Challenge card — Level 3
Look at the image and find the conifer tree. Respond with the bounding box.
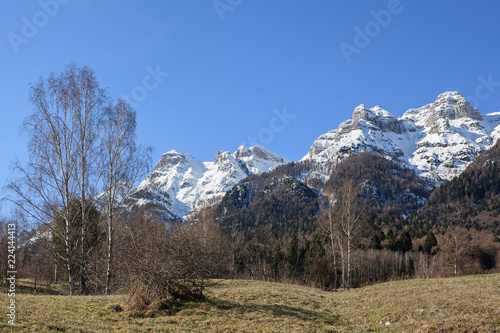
[398,230,412,253]
[423,230,438,255]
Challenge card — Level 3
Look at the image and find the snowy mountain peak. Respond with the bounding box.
[248,145,288,163]
[352,104,395,121]
[438,91,461,99]
[127,145,288,220]
[214,150,233,164]
[351,104,402,134]
[153,150,197,171]
[403,91,483,127]
[233,145,251,159]
[304,92,500,184]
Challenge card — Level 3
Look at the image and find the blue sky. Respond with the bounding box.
[1,0,500,214]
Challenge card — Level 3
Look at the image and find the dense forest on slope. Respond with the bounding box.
[218,152,432,236]
[217,166,319,240]
[410,140,500,235]
[325,152,431,217]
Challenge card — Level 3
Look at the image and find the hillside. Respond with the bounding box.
[325,152,431,217]
[2,274,499,332]
[217,152,431,240]
[217,161,319,239]
[412,140,500,234]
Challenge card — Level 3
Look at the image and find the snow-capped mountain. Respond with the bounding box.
[126,91,500,221]
[303,92,500,184]
[125,145,288,220]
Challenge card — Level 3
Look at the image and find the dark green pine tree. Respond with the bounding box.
[423,230,438,255]
[398,230,413,253]
[386,229,394,240]
[369,233,382,250]
[286,236,299,266]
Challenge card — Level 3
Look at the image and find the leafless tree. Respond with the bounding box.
[0,217,8,285]
[319,196,338,291]
[100,99,151,295]
[337,180,362,291]
[178,206,232,282]
[336,232,346,290]
[414,252,438,279]
[69,65,107,294]
[124,208,231,315]
[441,226,471,276]
[5,64,107,295]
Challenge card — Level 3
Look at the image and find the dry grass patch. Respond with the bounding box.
[0,274,498,332]
[334,274,500,332]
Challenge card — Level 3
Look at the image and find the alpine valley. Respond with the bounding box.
[126,91,500,222]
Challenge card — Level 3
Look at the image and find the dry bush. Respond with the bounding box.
[123,209,231,317]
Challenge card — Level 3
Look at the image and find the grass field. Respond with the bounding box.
[1,274,499,332]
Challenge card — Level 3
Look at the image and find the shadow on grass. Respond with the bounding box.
[207,298,339,326]
[2,279,68,295]
[127,295,339,326]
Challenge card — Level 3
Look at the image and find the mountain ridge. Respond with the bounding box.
[125,145,289,220]
[127,91,500,220]
[303,91,500,184]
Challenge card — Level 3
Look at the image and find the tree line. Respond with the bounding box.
[217,155,499,290]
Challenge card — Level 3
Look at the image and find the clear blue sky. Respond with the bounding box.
[2,0,500,214]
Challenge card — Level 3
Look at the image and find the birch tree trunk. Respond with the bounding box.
[6,64,106,295]
[338,180,361,291]
[321,198,338,292]
[101,100,151,295]
[336,234,345,291]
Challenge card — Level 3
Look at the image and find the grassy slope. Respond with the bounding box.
[1,274,499,332]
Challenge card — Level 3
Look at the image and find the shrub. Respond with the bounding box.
[123,209,231,317]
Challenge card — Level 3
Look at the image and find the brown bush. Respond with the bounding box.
[123,208,231,316]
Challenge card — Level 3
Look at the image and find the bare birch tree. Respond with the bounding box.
[337,180,362,291]
[100,99,151,295]
[336,233,346,291]
[6,64,107,295]
[319,196,338,291]
[70,65,107,294]
[7,73,79,294]
[441,226,470,276]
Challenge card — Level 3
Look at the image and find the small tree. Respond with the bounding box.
[0,218,9,285]
[441,226,470,276]
[423,230,438,255]
[319,196,339,291]
[125,209,231,316]
[337,180,362,291]
[398,230,413,253]
[100,99,151,295]
[369,232,382,250]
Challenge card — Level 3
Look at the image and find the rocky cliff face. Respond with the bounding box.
[303,91,500,184]
[125,146,288,220]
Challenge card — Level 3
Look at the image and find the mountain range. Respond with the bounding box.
[125,145,288,220]
[126,91,500,220]
[303,91,500,184]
